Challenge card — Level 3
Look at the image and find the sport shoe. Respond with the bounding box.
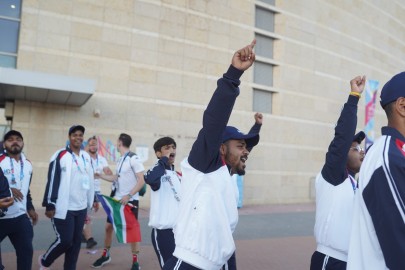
[131,262,140,270]
[86,237,98,249]
[91,256,111,268]
[38,255,51,270]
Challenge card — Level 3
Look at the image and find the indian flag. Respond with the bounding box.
[97,194,141,243]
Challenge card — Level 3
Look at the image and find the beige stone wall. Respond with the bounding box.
[11,0,405,207]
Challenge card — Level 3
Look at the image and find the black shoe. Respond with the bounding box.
[91,255,111,268]
[86,237,98,249]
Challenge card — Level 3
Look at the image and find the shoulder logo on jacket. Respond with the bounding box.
[161,175,171,182]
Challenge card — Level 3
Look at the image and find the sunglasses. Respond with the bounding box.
[350,145,364,152]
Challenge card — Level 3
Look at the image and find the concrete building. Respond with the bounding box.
[0,0,404,207]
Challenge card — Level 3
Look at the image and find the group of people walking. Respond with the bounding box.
[0,39,404,270]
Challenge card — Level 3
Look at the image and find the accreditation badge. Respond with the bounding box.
[81,175,90,190]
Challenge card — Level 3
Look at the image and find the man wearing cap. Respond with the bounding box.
[310,76,366,270]
[0,130,37,270]
[40,125,96,270]
[163,40,261,270]
[347,72,405,270]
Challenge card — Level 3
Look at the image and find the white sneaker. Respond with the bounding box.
[38,255,50,270]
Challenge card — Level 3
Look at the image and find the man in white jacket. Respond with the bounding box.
[310,77,366,270]
[40,125,96,270]
[0,130,38,270]
[163,40,260,270]
[347,72,405,270]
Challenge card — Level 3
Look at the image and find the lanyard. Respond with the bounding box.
[9,156,24,185]
[91,155,99,169]
[72,152,87,174]
[163,170,180,202]
[118,152,131,175]
[348,174,357,193]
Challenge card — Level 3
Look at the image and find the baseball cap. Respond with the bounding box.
[3,130,23,141]
[380,71,405,108]
[68,125,85,135]
[222,126,260,148]
[353,131,365,144]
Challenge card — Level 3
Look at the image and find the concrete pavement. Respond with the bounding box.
[1,203,316,269]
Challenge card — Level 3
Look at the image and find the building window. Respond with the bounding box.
[255,33,273,59]
[258,0,275,5]
[254,2,277,113]
[253,89,272,114]
[255,6,275,33]
[0,0,22,68]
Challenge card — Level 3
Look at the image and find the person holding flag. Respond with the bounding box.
[92,133,145,270]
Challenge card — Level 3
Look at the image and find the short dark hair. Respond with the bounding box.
[119,133,132,147]
[383,101,395,118]
[87,135,97,143]
[153,137,176,152]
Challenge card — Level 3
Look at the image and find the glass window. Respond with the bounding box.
[253,89,272,114]
[0,18,19,53]
[255,34,273,59]
[254,61,273,87]
[255,7,274,32]
[258,0,275,5]
[0,55,16,68]
[0,0,21,18]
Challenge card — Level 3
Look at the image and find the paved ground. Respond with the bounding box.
[1,203,316,270]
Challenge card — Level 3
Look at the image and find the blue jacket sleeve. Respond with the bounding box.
[247,123,262,152]
[42,151,65,211]
[0,167,11,198]
[0,168,11,212]
[145,157,170,191]
[26,173,34,211]
[363,143,405,270]
[321,95,359,186]
[188,65,244,173]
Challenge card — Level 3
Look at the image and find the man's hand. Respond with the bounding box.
[254,112,263,125]
[232,39,256,71]
[45,209,55,219]
[350,76,366,94]
[28,209,38,225]
[120,195,130,205]
[0,197,13,208]
[10,188,24,202]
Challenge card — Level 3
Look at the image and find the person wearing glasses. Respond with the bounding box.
[310,76,366,270]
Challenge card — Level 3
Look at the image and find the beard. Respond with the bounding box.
[235,167,246,175]
[6,146,22,155]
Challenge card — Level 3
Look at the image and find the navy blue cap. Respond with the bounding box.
[222,126,260,148]
[68,125,85,135]
[353,131,365,144]
[3,130,23,141]
[380,72,405,108]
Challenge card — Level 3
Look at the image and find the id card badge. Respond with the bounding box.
[81,175,90,190]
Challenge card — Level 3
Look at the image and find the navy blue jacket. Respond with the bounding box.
[321,95,359,184]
